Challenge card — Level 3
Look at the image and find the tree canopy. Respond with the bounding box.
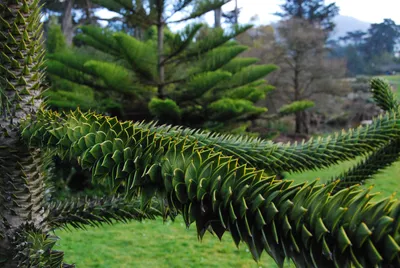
[275,0,339,33]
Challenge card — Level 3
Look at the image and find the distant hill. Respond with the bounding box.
[269,15,371,41]
[331,15,371,39]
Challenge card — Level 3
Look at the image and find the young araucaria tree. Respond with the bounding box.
[1,0,400,267]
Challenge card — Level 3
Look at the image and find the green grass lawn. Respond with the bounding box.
[379,75,400,95]
[56,159,400,267]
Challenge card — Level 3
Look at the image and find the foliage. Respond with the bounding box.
[275,0,339,34]
[90,0,231,38]
[44,0,280,133]
[364,19,400,59]
[45,196,161,230]
[46,16,67,54]
[278,100,315,116]
[236,23,347,134]
[149,98,182,124]
[45,44,146,116]
[47,24,277,131]
[273,18,347,133]
[333,19,400,76]
[2,0,400,267]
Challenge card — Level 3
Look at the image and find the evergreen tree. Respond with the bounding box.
[333,20,400,76]
[2,0,400,266]
[44,19,129,116]
[46,16,67,54]
[364,19,400,59]
[42,0,100,44]
[46,3,278,132]
[275,0,339,34]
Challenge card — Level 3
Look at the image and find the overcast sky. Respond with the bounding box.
[96,0,400,28]
[207,0,400,25]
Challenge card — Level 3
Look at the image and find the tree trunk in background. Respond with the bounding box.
[295,111,309,134]
[293,55,308,134]
[234,0,238,24]
[62,0,74,45]
[157,22,165,98]
[134,26,143,39]
[214,7,222,28]
[84,0,94,24]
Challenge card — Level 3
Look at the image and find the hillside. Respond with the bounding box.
[332,15,371,39]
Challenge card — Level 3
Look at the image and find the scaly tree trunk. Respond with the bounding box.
[62,0,74,45]
[0,0,47,265]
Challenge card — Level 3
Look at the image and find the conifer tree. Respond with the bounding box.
[3,0,400,266]
[46,0,279,132]
[44,19,131,116]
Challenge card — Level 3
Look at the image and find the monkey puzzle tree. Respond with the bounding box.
[2,0,400,267]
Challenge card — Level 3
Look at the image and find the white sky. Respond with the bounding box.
[209,0,400,25]
[96,0,400,28]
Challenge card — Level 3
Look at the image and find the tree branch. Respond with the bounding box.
[44,197,162,230]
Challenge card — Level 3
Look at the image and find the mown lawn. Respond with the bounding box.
[56,159,400,267]
[379,75,400,95]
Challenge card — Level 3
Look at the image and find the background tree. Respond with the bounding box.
[362,19,400,74]
[339,30,366,47]
[214,0,239,28]
[273,18,347,134]
[44,18,113,114]
[275,0,339,34]
[332,19,400,76]
[332,30,367,75]
[42,0,100,44]
[222,0,239,25]
[364,19,400,58]
[46,1,278,132]
[46,16,67,54]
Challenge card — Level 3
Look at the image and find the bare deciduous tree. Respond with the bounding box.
[274,18,347,133]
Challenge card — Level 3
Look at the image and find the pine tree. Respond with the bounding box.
[3,0,400,266]
[275,0,339,34]
[44,18,126,116]
[46,0,279,132]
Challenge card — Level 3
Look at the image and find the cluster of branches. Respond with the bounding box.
[2,0,400,267]
[43,0,290,134]
[18,77,400,267]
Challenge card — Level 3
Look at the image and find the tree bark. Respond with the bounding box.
[62,0,74,45]
[214,7,222,28]
[234,0,238,24]
[157,22,165,98]
[295,111,309,134]
[0,0,47,265]
[293,56,302,133]
[292,52,309,134]
[156,0,165,99]
[84,0,94,24]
